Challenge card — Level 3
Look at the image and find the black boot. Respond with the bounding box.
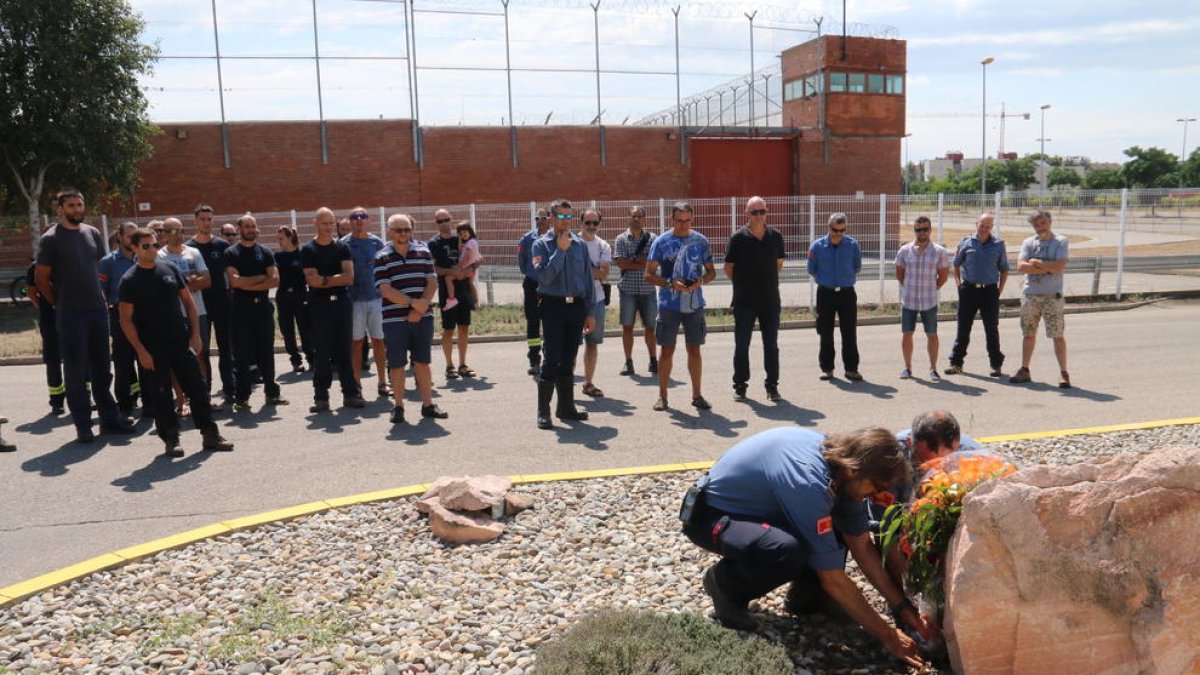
[201,425,234,452]
[555,376,588,421]
[537,380,555,429]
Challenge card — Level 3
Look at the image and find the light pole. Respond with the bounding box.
[980,56,995,197]
[902,132,913,195]
[1178,117,1197,188]
[1038,104,1051,190]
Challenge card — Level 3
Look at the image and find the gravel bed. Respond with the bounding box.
[2,424,1196,675]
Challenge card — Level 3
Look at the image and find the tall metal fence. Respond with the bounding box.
[4,187,1198,306]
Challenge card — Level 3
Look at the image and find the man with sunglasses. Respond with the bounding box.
[187,205,236,407]
[895,216,949,381]
[99,221,142,418]
[303,208,363,412]
[34,189,135,443]
[342,207,391,398]
[517,208,551,375]
[374,214,447,425]
[427,209,476,380]
[224,213,288,411]
[946,213,1008,378]
[808,213,863,381]
[118,228,233,457]
[531,198,596,429]
[579,210,612,399]
[724,196,786,403]
[613,206,658,376]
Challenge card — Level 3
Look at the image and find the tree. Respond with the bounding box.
[0,0,158,254]
[1047,167,1082,189]
[1119,146,1178,188]
[999,158,1038,192]
[1178,148,1200,188]
[1084,168,1124,190]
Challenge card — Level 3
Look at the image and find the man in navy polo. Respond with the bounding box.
[99,221,141,418]
[807,213,863,381]
[517,208,551,375]
[946,213,1009,377]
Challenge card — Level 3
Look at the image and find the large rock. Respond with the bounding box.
[943,447,1200,675]
[425,501,505,544]
[418,475,513,513]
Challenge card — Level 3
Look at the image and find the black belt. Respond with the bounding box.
[818,285,851,292]
[233,294,269,304]
[540,295,585,304]
[962,282,997,289]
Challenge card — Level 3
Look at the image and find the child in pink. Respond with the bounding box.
[444,221,482,310]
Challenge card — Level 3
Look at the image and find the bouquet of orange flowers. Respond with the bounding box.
[880,452,1018,610]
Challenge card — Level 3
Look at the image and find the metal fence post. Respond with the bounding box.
[485,266,495,306]
[878,194,887,305]
[290,210,297,230]
[529,201,537,228]
[378,207,386,237]
[808,194,816,310]
[469,203,477,230]
[730,197,737,234]
[993,191,1002,237]
[658,197,666,234]
[936,193,945,244]
[101,215,110,254]
[1115,188,1128,299]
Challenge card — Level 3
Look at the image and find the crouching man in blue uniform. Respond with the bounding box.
[681,426,928,667]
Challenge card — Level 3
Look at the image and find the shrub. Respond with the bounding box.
[534,609,793,675]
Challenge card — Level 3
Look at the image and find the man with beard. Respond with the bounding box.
[119,228,234,457]
[302,207,365,412]
[427,209,476,380]
[224,213,288,411]
[99,221,141,417]
[34,189,135,442]
[187,205,235,406]
[895,216,949,381]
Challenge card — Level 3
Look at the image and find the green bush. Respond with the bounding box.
[534,609,793,675]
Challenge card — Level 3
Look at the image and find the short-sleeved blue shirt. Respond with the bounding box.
[953,234,1009,286]
[647,230,713,313]
[704,428,868,571]
[807,234,862,288]
[342,234,386,301]
[98,249,136,305]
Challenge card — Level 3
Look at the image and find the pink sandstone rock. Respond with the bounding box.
[943,447,1200,675]
[426,500,505,544]
[439,475,513,512]
[504,493,535,516]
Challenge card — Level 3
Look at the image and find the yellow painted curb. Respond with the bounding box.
[978,417,1200,443]
[2,416,1196,609]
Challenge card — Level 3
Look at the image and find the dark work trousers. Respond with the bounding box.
[522,277,543,367]
[537,295,587,383]
[949,284,1004,369]
[815,286,860,373]
[56,308,120,429]
[732,304,781,390]
[204,292,236,398]
[139,339,216,442]
[684,506,821,605]
[231,295,279,401]
[108,306,140,413]
[308,292,358,401]
[275,288,313,368]
[37,301,65,407]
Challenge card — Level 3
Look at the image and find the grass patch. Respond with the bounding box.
[534,609,792,675]
[137,612,203,654]
[208,587,352,664]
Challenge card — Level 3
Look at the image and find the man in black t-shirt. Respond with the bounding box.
[427,209,476,381]
[723,196,787,403]
[187,204,235,404]
[119,228,232,457]
[223,214,288,410]
[301,207,365,412]
[34,189,134,442]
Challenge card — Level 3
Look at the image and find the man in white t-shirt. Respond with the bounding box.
[580,210,612,398]
[158,217,212,380]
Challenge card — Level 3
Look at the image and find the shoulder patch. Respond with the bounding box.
[816,516,833,536]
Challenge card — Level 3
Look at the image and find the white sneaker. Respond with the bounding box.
[929,370,941,382]
[899,369,912,379]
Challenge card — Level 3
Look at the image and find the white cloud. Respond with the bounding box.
[910,16,1200,48]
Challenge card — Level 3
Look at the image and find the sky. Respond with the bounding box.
[131,0,1200,164]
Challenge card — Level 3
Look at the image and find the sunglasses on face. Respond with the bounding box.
[349,213,369,221]
[914,227,931,232]
[390,227,413,233]
[830,227,846,233]
[535,216,548,222]
[435,218,451,224]
[749,208,768,216]
[140,243,161,250]
[583,220,600,226]
[630,214,645,220]
[555,213,574,220]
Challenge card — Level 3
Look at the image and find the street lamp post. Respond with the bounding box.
[1038,104,1051,190]
[1178,117,1197,188]
[902,132,913,195]
[980,56,995,197]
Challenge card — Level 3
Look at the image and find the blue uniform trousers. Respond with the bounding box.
[57,308,120,429]
[538,295,587,382]
[949,284,1004,369]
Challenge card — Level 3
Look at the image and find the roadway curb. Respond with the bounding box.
[2,416,1197,608]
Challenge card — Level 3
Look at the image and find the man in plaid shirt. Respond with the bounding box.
[613,206,659,376]
[895,216,949,381]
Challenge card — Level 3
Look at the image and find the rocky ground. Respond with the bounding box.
[2,424,1197,675]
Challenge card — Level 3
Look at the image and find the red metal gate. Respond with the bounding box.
[688,137,795,198]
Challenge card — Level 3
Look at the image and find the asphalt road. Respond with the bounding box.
[2,300,1199,588]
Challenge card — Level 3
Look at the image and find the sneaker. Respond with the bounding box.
[309,399,331,413]
[648,357,658,374]
[691,396,712,411]
[819,370,833,381]
[443,297,460,311]
[990,366,1005,378]
[652,397,668,411]
[265,395,289,406]
[929,370,941,383]
[703,567,757,631]
[232,399,250,412]
[1059,371,1072,389]
[765,385,781,402]
[733,387,747,402]
[421,403,449,419]
[209,398,225,413]
[343,395,367,409]
[945,364,963,375]
[899,369,912,380]
[845,371,863,381]
[1009,367,1032,384]
[620,359,635,376]
[389,406,406,424]
[292,363,306,374]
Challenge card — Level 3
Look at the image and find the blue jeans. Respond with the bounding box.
[733,304,780,390]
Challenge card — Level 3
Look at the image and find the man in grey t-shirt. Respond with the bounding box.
[34,189,134,442]
[1010,210,1071,388]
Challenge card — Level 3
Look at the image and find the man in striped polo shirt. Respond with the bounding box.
[373,214,448,425]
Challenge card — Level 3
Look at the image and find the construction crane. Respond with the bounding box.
[910,103,1032,157]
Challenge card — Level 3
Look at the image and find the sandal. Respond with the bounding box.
[378,383,394,398]
[457,365,476,378]
[1058,371,1072,389]
[1009,367,1031,384]
[445,366,460,380]
[582,383,604,398]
